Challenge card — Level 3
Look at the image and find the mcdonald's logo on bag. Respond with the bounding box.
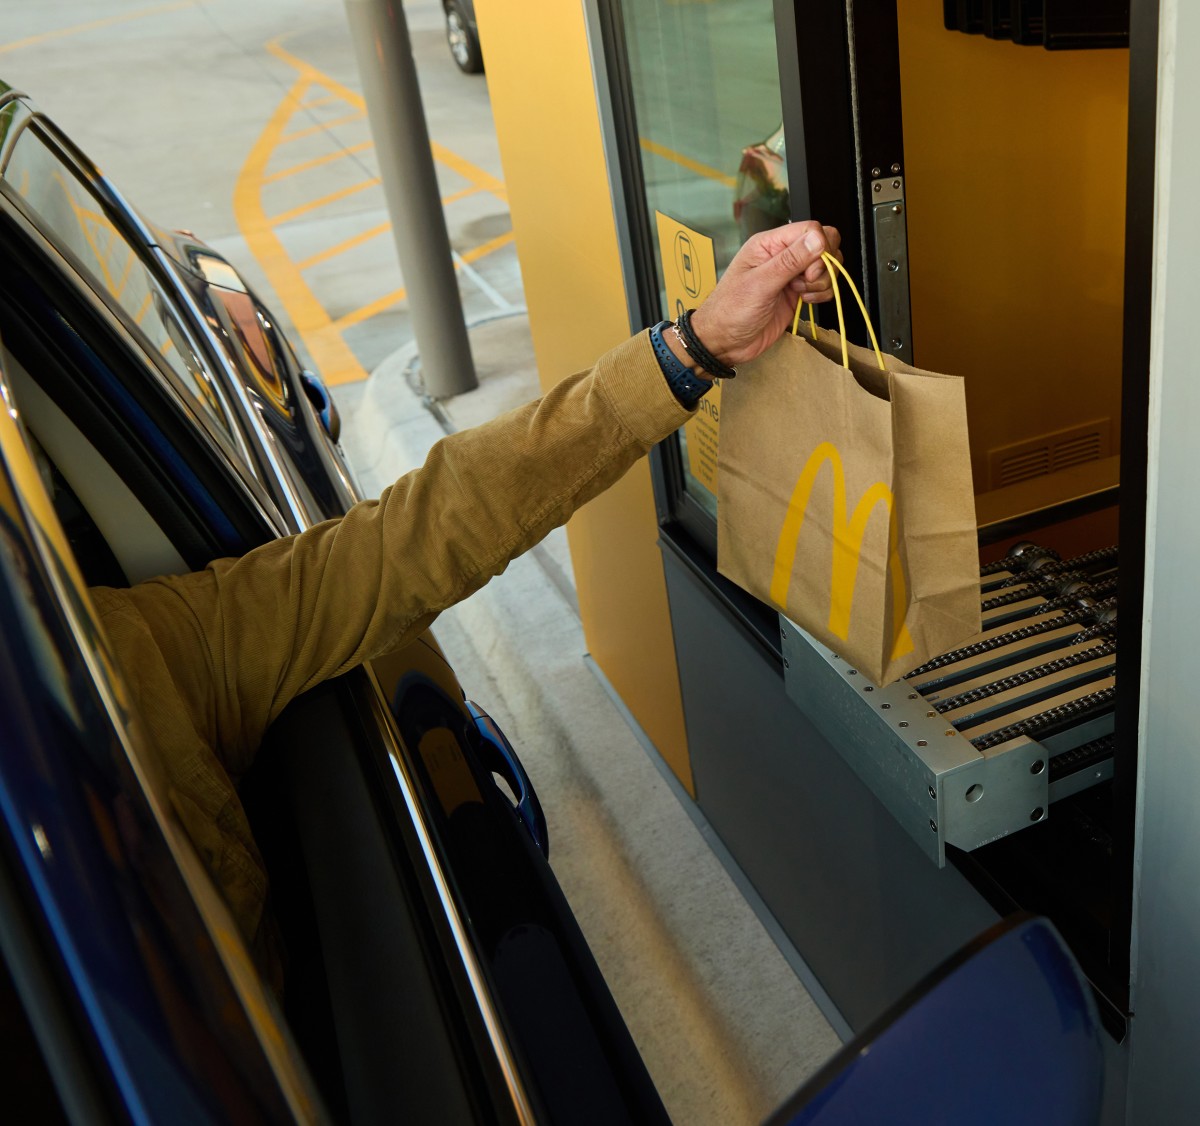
[770,441,914,661]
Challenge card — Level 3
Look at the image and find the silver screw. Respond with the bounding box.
[873,183,882,194]
[898,721,909,728]
[892,204,903,214]
[887,259,899,272]
[929,819,938,833]
[928,786,936,800]
[892,178,901,189]
[864,685,874,692]
[881,703,891,710]
[891,162,901,174]
[891,338,904,350]
[871,166,881,176]
[917,739,928,747]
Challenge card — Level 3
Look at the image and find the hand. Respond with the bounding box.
[689,221,842,369]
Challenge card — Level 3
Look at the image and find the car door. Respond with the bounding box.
[0,349,317,1122]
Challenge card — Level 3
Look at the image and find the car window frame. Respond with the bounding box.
[0,367,323,1121]
[0,104,261,467]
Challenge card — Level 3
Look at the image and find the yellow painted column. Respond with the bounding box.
[474,0,693,790]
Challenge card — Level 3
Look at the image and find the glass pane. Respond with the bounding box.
[620,0,788,520]
[5,127,237,443]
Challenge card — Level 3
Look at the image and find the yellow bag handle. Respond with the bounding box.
[790,251,886,372]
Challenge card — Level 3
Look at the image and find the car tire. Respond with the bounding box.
[445,1,484,74]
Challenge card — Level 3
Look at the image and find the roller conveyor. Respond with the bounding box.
[780,541,1120,865]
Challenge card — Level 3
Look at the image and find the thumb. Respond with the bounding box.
[760,224,829,286]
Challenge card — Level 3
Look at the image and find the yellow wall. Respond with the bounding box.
[473,0,693,791]
[897,0,1129,493]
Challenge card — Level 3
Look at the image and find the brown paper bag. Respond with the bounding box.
[717,315,980,686]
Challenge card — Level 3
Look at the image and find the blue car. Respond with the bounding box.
[0,82,665,1124]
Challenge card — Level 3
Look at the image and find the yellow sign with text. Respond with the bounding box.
[655,211,721,495]
[770,441,914,662]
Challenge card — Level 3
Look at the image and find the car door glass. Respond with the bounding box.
[4,126,236,443]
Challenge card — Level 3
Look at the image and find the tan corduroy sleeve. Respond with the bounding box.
[97,332,694,776]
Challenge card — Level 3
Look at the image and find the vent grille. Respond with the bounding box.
[989,419,1111,489]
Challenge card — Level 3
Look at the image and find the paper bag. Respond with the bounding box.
[716,302,979,686]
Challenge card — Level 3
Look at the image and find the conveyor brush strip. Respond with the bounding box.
[933,642,1118,714]
[981,571,1089,612]
[907,606,1101,678]
[970,686,1117,751]
[1049,734,1116,784]
[996,546,1119,588]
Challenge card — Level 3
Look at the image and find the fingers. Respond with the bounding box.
[753,220,830,284]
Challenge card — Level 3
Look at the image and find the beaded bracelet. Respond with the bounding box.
[673,308,737,380]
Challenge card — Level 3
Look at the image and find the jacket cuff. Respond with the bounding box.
[595,332,698,445]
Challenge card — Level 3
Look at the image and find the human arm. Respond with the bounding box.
[97,221,841,776]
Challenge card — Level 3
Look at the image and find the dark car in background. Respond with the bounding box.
[445,0,484,74]
[0,82,665,1123]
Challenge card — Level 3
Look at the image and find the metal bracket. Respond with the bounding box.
[780,618,1051,866]
[870,176,913,363]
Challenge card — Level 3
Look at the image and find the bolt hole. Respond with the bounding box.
[966,784,984,803]
[898,721,909,728]
[881,703,891,710]
[864,685,874,692]
[917,739,928,747]
[847,670,858,676]
[1030,759,1046,775]
[1030,807,1045,822]
[929,819,938,833]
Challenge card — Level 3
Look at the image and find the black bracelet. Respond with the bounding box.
[674,308,736,380]
[649,321,713,407]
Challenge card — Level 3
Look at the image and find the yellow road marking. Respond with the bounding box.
[234,38,515,386]
[264,139,375,184]
[295,181,480,271]
[330,230,516,333]
[233,75,368,387]
[268,176,381,225]
[461,229,516,266]
[280,113,365,144]
[331,287,406,333]
[296,220,391,271]
[266,39,508,204]
[440,186,482,206]
[0,1,194,55]
[639,137,737,189]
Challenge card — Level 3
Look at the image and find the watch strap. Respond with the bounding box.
[649,320,713,407]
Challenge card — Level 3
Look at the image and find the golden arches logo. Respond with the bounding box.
[770,442,914,661]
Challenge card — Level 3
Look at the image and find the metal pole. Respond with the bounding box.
[343,0,477,397]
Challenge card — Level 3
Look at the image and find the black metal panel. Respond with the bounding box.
[1045,0,1130,49]
[775,1,864,313]
[1012,0,1046,44]
[661,534,1000,1032]
[983,1,1015,39]
[1110,0,1159,1008]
